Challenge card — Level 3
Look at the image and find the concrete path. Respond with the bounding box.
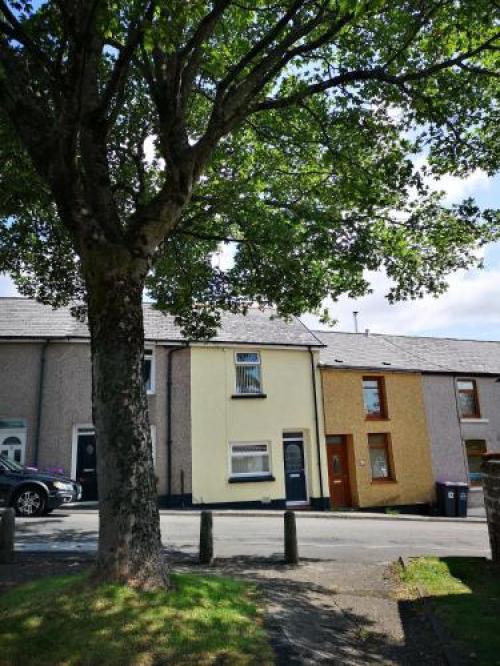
[181,555,447,665]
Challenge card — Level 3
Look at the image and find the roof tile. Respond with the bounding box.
[315,330,500,374]
[0,298,322,347]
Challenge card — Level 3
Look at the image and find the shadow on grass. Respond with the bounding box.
[1,550,454,665]
[398,556,500,666]
[0,570,273,666]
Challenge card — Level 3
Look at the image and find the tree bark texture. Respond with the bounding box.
[86,270,168,588]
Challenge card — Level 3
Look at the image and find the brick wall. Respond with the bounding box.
[481,453,500,564]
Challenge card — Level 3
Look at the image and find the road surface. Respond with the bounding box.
[15,510,490,563]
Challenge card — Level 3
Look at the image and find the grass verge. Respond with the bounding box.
[397,556,500,665]
[0,571,274,665]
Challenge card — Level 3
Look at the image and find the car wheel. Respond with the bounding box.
[13,486,47,517]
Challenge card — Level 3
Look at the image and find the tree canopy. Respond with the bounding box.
[1,1,499,333]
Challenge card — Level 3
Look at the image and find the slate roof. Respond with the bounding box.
[315,330,500,375]
[0,298,322,347]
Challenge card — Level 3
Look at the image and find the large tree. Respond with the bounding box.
[0,1,498,587]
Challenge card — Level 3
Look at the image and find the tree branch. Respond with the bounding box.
[251,32,500,112]
[100,1,156,127]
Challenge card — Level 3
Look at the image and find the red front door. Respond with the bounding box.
[326,435,351,508]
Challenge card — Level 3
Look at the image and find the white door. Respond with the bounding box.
[0,429,27,464]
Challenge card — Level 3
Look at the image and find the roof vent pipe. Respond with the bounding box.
[353,311,359,334]
[364,329,370,336]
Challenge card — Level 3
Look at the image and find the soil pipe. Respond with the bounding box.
[166,344,188,503]
[33,339,49,467]
[309,346,325,507]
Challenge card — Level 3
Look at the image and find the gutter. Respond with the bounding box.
[309,346,325,507]
[33,339,49,466]
[166,344,189,502]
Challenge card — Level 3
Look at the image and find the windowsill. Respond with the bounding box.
[231,393,267,399]
[460,418,488,424]
[371,478,397,485]
[365,416,390,422]
[228,475,275,483]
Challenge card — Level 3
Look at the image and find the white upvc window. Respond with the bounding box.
[229,442,271,478]
[143,348,155,394]
[234,351,262,394]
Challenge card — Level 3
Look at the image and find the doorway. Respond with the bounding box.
[326,435,352,508]
[76,428,98,501]
[283,432,308,504]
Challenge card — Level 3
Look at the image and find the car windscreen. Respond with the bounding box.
[0,456,25,472]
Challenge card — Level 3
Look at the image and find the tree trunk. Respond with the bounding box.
[86,268,168,589]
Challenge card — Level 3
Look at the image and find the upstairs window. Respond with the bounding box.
[143,348,155,394]
[235,352,262,395]
[457,379,480,418]
[363,377,386,419]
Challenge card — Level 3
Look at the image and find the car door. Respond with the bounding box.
[0,459,13,507]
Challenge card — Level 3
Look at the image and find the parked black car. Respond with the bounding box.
[0,457,82,516]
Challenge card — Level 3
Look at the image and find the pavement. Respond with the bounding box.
[67,502,488,522]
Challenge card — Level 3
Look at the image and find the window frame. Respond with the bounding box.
[234,351,263,396]
[465,439,486,486]
[367,433,394,483]
[144,347,155,395]
[0,418,27,466]
[362,376,388,420]
[228,441,272,480]
[457,378,480,419]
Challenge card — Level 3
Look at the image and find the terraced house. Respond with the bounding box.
[0,298,330,510]
[316,331,500,511]
[2,297,500,514]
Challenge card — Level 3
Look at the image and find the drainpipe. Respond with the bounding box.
[452,374,470,482]
[309,346,325,508]
[166,344,188,504]
[33,339,49,467]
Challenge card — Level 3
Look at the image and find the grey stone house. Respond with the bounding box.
[0,298,325,508]
[315,331,500,508]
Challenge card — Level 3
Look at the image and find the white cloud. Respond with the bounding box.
[303,261,500,338]
[301,161,499,338]
[413,155,491,205]
[0,274,19,297]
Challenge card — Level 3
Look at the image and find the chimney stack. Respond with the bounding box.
[353,311,359,334]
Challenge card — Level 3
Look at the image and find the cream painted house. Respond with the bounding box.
[190,341,329,509]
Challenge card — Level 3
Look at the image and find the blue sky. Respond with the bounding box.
[2,169,499,340]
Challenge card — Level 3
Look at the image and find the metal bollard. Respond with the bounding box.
[199,510,214,564]
[284,510,299,565]
[0,508,15,564]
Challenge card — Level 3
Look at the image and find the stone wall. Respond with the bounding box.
[481,453,500,564]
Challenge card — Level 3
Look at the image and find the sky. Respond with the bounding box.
[1,2,498,340]
[302,170,500,339]
[2,168,499,340]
